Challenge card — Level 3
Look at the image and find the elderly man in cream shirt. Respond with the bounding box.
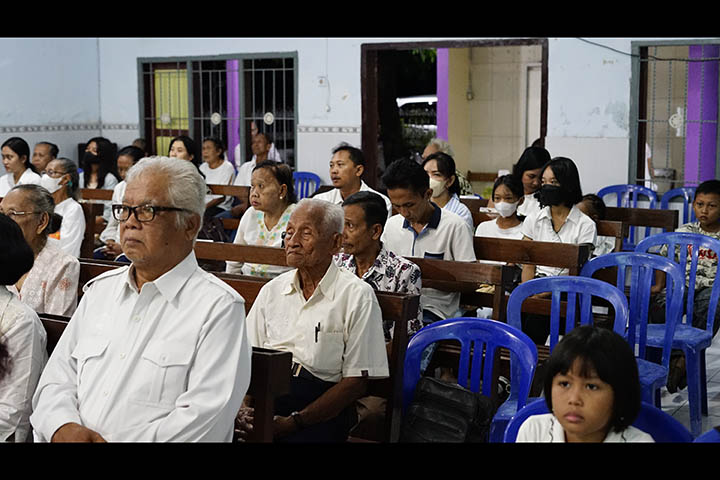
[238,198,388,442]
[30,157,251,442]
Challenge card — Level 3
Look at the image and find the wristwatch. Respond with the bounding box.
[290,411,305,430]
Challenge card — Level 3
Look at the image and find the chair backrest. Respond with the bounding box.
[402,317,537,413]
[293,171,322,200]
[660,187,696,226]
[599,185,659,247]
[506,276,629,351]
[694,427,720,443]
[635,232,720,334]
[503,398,693,442]
[580,252,685,369]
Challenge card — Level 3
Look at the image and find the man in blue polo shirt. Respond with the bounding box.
[380,158,476,326]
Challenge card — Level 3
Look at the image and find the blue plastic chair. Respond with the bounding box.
[503,398,693,442]
[635,232,720,437]
[598,184,659,250]
[694,427,720,443]
[506,276,630,352]
[402,317,538,443]
[580,252,685,408]
[660,187,696,226]
[293,171,322,200]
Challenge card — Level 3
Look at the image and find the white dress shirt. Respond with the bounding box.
[521,204,597,277]
[0,168,42,197]
[0,288,47,442]
[99,181,127,245]
[48,197,86,258]
[312,181,393,219]
[246,262,389,383]
[517,193,541,218]
[233,145,282,185]
[30,251,251,442]
[200,161,236,211]
[516,413,655,443]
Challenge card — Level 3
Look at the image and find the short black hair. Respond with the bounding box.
[493,174,524,200]
[422,152,460,196]
[169,135,203,172]
[342,191,388,229]
[382,158,429,197]
[256,131,274,146]
[252,160,297,204]
[696,179,720,198]
[117,145,146,164]
[37,141,59,158]
[581,193,607,220]
[332,143,365,167]
[83,136,117,189]
[512,146,551,179]
[203,137,226,157]
[2,137,36,174]
[542,156,584,207]
[0,213,35,286]
[543,325,641,434]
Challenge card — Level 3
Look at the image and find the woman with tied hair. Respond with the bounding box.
[0,213,48,442]
[168,135,204,176]
[39,157,86,258]
[1,185,80,316]
[1,137,41,197]
[226,161,297,278]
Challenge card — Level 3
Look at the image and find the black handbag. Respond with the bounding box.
[400,377,496,443]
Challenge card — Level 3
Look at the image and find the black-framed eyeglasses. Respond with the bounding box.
[111,204,190,223]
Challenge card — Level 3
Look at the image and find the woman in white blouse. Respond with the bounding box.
[0,137,41,197]
[422,151,474,232]
[40,158,86,258]
[0,213,47,442]
[200,137,236,217]
[1,184,79,316]
[226,161,296,278]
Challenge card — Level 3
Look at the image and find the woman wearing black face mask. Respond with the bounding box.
[518,156,597,343]
[79,137,119,225]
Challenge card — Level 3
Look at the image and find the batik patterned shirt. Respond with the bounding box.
[659,222,720,289]
[334,244,423,339]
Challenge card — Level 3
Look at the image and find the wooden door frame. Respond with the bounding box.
[361,38,548,189]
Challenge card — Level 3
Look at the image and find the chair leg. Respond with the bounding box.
[684,347,702,437]
[700,351,708,416]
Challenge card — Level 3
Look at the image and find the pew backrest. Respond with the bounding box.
[472,236,591,275]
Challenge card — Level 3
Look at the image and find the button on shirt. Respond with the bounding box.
[521,204,597,277]
[246,262,389,383]
[30,251,251,442]
[312,181,393,220]
[381,204,477,319]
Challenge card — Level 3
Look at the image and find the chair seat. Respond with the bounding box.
[636,358,667,395]
[646,324,713,352]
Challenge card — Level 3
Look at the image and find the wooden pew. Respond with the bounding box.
[605,206,678,248]
[207,185,249,231]
[79,202,104,259]
[473,236,590,276]
[76,258,418,443]
[466,171,498,183]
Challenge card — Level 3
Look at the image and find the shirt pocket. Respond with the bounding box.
[134,340,194,408]
[70,337,109,400]
[311,332,344,374]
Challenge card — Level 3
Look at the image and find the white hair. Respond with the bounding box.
[296,198,344,236]
[427,138,455,158]
[124,156,206,235]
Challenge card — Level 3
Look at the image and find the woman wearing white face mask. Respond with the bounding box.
[475,175,526,240]
[422,152,474,232]
[40,158,85,258]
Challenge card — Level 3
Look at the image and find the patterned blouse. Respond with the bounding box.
[225,203,296,278]
[7,243,80,317]
[334,244,423,339]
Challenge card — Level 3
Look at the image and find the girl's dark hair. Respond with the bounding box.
[117,145,146,165]
[83,137,118,189]
[512,146,550,179]
[10,184,62,247]
[492,174,524,200]
[169,135,204,175]
[543,325,641,433]
[422,152,460,196]
[203,137,226,159]
[0,213,35,285]
[581,194,607,220]
[2,137,37,174]
[541,156,584,207]
[252,160,297,205]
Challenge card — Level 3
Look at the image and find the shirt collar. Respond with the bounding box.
[538,204,582,224]
[120,250,198,302]
[402,202,442,231]
[282,261,340,301]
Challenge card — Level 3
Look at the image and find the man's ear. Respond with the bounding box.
[355,163,365,178]
[371,224,383,241]
[330,231,343,255]
[185,213,202,242]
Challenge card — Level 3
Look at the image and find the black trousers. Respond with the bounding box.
[274,371,357,443]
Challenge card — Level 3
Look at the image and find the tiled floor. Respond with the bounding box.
[660,331,720,437]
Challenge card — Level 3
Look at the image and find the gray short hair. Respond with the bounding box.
[124,156,206,235]
[10,184,62,246]
[296,198,344,236]
[427,138,455,157]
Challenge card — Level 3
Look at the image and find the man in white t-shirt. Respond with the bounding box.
[313,143,392,219]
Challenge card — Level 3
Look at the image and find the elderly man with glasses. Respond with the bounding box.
[30,156,251,442]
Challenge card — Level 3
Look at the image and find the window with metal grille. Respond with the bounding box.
[138,53,297,168]
[630,41,720,194]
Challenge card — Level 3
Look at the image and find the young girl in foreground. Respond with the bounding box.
[517,326,655,442]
